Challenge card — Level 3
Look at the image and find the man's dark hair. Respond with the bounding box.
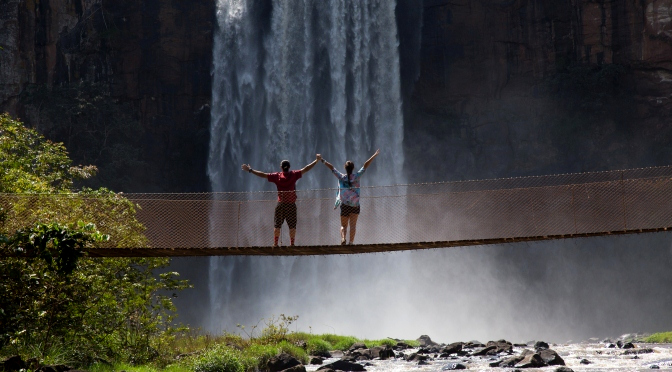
[281,160,290,172]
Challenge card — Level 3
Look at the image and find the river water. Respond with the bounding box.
[306,342,672,371]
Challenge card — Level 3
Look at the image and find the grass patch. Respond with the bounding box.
[190,345,244,372]
[305,337,333,355]
[645,332,672,343]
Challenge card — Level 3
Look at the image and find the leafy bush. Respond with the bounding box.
[0,114,189,366]
[192,345,244,372]
[645,332,672,343]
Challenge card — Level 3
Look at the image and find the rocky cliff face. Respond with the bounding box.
[0,0,214,192]
[2,0,672,190]
[406,0,672,182]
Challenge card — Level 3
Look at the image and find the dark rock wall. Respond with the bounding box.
[406,0,672,182]
[3,0,672,189]
[0,0,214,192]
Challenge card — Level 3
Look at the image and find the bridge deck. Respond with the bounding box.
[83,226,672,257]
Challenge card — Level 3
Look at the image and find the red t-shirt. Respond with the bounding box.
[267,170,302,203]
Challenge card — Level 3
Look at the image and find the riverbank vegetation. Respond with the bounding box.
[0,113,189,367]
[646,332,672,343]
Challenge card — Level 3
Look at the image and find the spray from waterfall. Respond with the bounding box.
[208,0,409,336]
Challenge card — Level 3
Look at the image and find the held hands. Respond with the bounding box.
[317,154,324,164]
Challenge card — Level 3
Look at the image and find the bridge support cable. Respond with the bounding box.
[2,165,672,256]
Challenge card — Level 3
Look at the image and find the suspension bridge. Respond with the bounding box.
[3,166,672,257]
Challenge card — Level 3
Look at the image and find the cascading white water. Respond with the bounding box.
[208,0,410,337]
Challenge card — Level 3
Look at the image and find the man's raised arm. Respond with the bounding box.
[241,164,269,179]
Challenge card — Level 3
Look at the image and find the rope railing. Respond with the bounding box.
[3,165,672,256]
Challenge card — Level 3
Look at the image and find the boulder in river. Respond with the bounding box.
[417,335,438,347]
[268,353,301,372]
[487,340,513,354]
[279,365,305,372]
[515,353,546,368]
[318,360,366,372]
[534,341,550,350]
[539,349,565,366]
[441,362,467,370]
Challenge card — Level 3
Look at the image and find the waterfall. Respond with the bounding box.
[208,0,409,337]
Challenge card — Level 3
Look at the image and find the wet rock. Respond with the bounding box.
[0,356,26,372]
[318,360,366,372]
[417,360,430,366]
[369,346,394,360]
[441,362,466,370]
[650,365,660,369]
[555,367,574,372]
[280,366,306,372]
[441,342,463,356]
[623,348,654,355]
[395,342,410,350]
[580,359,591,364]
[534,341,550,350]
[622,342,635,349]
[268,353,301,372]
[491,355,523,367]
[487,340,513,354]
[418,335,438,347]
[539,349,565,366]
[316,369,335,372]
[514,353,546,368]
[464,341,485,348]
[406,353,430,363]
[617,340,624,348]
[513,343,527,347]
[310,357,324,365]
[472,345,497,356]
[607,343,616,348]
[349,342,367,352]
[348,349,372,360]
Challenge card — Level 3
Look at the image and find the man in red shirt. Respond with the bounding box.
[241,155,319,247]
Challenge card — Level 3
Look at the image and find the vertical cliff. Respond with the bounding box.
[407,0,672,182]
[0,0,214,192]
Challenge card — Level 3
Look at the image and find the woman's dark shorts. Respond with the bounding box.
[274,202,297,229]
[340,204,360,217]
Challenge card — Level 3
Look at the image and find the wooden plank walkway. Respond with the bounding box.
[82,226,672,257]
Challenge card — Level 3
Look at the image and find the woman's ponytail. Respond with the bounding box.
[345,161,354,188]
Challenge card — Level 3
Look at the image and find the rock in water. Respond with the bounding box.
[539,349,566,366]
[318,360,366,372]
[268,353,301,372]
[441,362,466,370]
[418,335,438,347]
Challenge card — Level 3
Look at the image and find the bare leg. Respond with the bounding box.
[349,214,359,244]
[340,215,349,244]
[274,227,281,246]
[289,228,296,245]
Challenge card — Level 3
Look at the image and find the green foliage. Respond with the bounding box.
[327,335,358,351]
[645,332,672,343]
[0,114,189,367]
[305,338,332,356]
[191,345,244,372]
[0,113,96,193]
[239,344,279,371]
[276,341,308,364]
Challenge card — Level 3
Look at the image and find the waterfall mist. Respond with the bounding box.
[197,0,672,343]
[207,0,410,337]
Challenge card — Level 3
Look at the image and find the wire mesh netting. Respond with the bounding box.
[3,165,672,255]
